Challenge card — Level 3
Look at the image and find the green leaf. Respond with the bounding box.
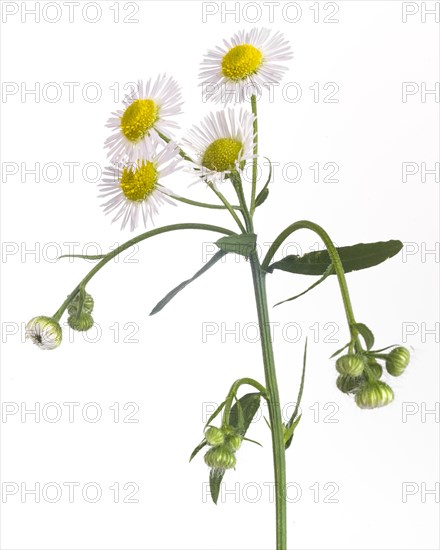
[274,265,334,307]
[368,344,398,354]
[229,392,261,437]
[284,414,302,447]
[189,439,207,462]
[352,322,375,350]
[330,342,350,359]
[243,436,263,448]
[150,250,226,316]
[266,240,403,276]
[285,339,307,450]
[205,400,226,428]
[255,187,269,207]
[209,468,225,505]
[216,233,257,258]
[255,157,273,207]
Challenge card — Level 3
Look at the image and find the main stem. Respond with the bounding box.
[250,252,287,550]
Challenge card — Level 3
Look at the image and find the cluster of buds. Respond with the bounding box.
[335,346,410,409]
[204,425,242,473]
[67,291,94,332]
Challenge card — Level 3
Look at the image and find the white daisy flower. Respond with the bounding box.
[105,75,183,163]
[26,316,62,350]
[99,141,180,232]
[183,108,255,185]
[200,28,293,103]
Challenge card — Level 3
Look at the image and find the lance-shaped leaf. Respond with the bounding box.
[285,339,307,450]
[255,157,273,207]
[228,392,261,436]
[352,322,375,350]
[150,250,226,315]
[189,439,207,463]
[266,240,403,276]
[274,265,334,307]
[209,469,225,505]
[216,233,257,258]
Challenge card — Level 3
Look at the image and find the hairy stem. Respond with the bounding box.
[250,251,287,549]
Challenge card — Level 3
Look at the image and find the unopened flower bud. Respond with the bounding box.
[68,313,94,332]
[26,316,62,350]
[204,445,236,470]
[336,374,362,394]
[336,354,365,377]
[227,434,242,452]
[68,291,94,316]
[367,360,383,379]
[205,427,225,447]
[355,381,394,409]
[386,347,410,377]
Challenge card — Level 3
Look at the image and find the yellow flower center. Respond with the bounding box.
[202,138,243,172]
[120,161,158,202]
[120,99,159,142]
[221,44,263,81]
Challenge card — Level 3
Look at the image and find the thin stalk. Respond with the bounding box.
[250,95,259,216]
[221,377,269,429]
[53,223,236,320]
[161,191,241,211]
[207,182,247,233]
[262,220,357,327]
[250,252,287,549]
[157,130,194,163]
[231,172,254,233]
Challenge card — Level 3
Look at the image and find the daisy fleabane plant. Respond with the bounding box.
[199,27,293,103]
[105,74,182,163]
[26,27,413,550]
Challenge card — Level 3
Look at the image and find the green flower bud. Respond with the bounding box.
[336,374,362,394]
[204,445,236,470]
[336,354,365,377]
[386,347,410,377]
[205,427,225,447]
[68,291,94,316]
[68,313,94,332]
[355,381,394,409]
[26,316,62,350]
[227,434,242,452]
[367,360,383,379]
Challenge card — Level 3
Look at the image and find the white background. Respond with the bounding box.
[1,1,439,549]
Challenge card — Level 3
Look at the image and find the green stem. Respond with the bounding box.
[207,182,247,233]
[250,252,287,549]
[221,377,268,429]
[262,220,357,328]
[231,172,254,233]
[52,223,236,320]
[250,95,259,216]
[161,191,241,211]
[157,131,194,163]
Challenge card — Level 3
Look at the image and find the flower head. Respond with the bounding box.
[183,108,255,185]
[200,28,292,103]
[26,316,62,350]
[99,140,180,231]
[105,75,182,163]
